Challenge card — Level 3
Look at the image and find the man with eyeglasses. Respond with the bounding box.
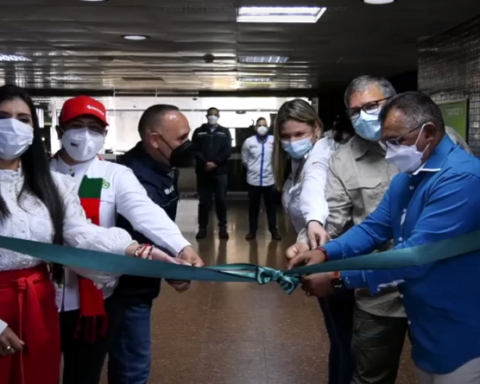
[290,91,480,384]
[288,75,469,384]
[325,76,406,384]
[288,75,403,384]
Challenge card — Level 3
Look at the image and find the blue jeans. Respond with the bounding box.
[318,291,356,384]
[108,300,153,384]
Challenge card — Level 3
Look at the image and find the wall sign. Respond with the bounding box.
[437,99,468,141]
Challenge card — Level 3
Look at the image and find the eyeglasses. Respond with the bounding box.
[380,122,428,147]
[348,97,392,121]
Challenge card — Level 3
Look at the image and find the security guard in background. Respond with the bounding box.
[241,117,281,241]
[191,107,232,240]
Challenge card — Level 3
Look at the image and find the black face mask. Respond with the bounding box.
[154,132,195,168]
[169,140,194,168]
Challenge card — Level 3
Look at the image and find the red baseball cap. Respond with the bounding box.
[60,96,109,126]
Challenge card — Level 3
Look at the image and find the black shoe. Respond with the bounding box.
[246,232,256,241]
[271,231,282,241]
[219,228,229,240]
[196,228,207,240]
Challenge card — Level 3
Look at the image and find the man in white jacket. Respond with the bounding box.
[241,117,281,241]
[50,96,203,384]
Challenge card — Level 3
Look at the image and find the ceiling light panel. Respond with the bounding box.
[123,35,149,41]
[362,0,395,4]
[0,54,31,62]
[238,77,274,82]
[237,7,327,23]
[239,56,289,64]
[49,75,85,81]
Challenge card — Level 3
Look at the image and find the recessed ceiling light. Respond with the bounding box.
[79,0,108,2]
[239,56,289,64]
[123,35,149,41]
[0,54,31,62]
[49,75,85,81]
[238,77,274,82]
[237,7,326,23]
[362,0,395,4]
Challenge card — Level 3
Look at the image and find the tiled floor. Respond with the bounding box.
[102,199,418,384]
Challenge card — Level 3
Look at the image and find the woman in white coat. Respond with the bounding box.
[273,99,354,384]
[273,99,337,247]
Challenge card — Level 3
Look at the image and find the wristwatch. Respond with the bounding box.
[331,272,347,293]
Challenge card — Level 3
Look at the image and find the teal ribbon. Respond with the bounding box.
[208,264,301,294]
[1,229,480,294]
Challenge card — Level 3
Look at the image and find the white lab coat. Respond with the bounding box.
[241,135,275,187]
[282,132,339,233]
[50,156,191,312]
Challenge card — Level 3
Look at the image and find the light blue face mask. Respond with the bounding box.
[281,137,313,159]
[353,110,382,141]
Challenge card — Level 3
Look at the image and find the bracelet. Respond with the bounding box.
[134,244,153,258]
[133,245,145,258]
[147,245,155,259]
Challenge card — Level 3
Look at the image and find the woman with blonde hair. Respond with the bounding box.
[273,98,354,384]
[273,99,337,247]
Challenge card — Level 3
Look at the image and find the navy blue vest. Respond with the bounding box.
[116,142,180,301]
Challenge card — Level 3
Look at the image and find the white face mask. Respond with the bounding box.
[0,118,34,161]
[207,115,219,125]
[256,126,268,136]
[61,128,105,162]
[385,125,428,174]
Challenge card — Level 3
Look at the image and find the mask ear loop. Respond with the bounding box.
[414,123,427,147]
[414,123,432,155]
[150,131,170,162]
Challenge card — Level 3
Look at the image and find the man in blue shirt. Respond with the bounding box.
[289,91,480,384]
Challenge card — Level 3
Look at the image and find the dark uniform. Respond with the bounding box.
[108,142,180,384]
[191,123,232,235]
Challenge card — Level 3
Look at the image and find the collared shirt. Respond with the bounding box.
[51,153,190,310]
[241,135,275,187]
[325,135,405,318]
[323,135,480,374]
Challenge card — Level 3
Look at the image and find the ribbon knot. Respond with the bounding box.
[255,266,301,295]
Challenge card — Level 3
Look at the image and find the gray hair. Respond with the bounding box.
[344,75,397,107]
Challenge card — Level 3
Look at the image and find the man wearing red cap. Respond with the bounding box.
[50,96,204,384]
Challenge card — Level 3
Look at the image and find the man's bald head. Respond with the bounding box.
[138,104,179,137]
[139,104,191,165]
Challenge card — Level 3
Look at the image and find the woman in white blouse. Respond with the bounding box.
[273,99,338,248]
[0,85,183,384]
[273,99,349,384]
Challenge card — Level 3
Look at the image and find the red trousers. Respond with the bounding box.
[0,265,60,384]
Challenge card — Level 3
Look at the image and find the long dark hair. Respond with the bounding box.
[0,85,65,278]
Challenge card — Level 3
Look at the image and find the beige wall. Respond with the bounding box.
[45,95,307,154]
